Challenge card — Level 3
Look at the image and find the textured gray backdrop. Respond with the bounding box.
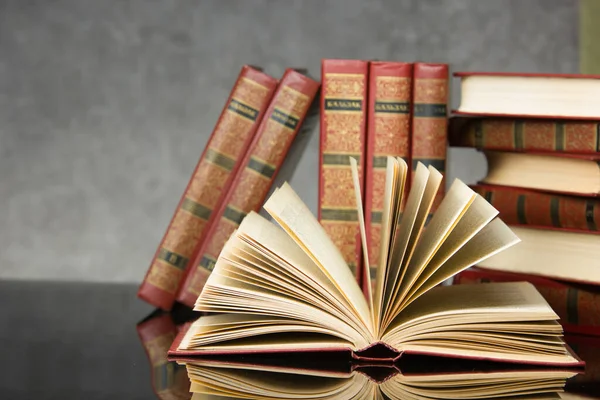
[0,0,578,283]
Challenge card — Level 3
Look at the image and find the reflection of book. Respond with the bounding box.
[181,356,578,400]
[170,157,583,368]
[137,311,193,400]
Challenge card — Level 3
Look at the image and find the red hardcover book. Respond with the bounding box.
[175,69,320,307]
[455,268,600,337]
[454,71,600,119]
[319,59,369,283]
[365,61,413,291]
[448,117,600,154]
[138,66,277,310]
[411,62,449,217]
[472,184,600,233]
[136,314,191,399]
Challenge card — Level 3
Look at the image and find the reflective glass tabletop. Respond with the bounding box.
[1,280,598,399]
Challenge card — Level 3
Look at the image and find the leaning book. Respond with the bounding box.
[169,156,583,368]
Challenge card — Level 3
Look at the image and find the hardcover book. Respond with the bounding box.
[175,69,320,307]
[472,184,600,233]
[411,62,449,220]
[169,157,582,368]
[138,66,278,310]
[365,61,413,291]
[449,117,600,154]
[181,355,579,399]
[319,59,369,282]
[454,72,600,119]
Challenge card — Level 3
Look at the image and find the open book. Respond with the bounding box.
[170,158,582,367]
[182,356,578,400]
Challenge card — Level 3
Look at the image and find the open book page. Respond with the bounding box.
[234,212,371,339]
[400,194,499,306]
[381,282,579,365]
[402,217,519,307]
[388,178,473,319]
[381,163,430,326]
[349,157,373,315]
[264,183,375,339]
[374,157,407,334]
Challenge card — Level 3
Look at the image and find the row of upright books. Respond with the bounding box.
[450,72,600,337]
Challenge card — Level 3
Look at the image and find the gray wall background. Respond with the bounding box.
[0,0,578,283]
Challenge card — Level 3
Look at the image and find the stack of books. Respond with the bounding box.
[137,66,320,310]
[450,72,600,336]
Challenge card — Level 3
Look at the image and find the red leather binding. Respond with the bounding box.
[138,66,277,310]
[472,184,600,234]
[319,59,369,284]
[448,116,600,154]
[175,69,320,307]
[365,61,413,293]
[411,62,449,215]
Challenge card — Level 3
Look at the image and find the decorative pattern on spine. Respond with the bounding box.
[319,59,368,281]
[365,61,413,288]
[137,66,277,310]
[473,185,600,233]
[176,69,320,307]
[455,268,600,336]
[449,117,600,154]
[411,63,449,217]
[136,314,190,398]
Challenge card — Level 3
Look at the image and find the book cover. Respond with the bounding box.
[319,59,369,282]
[473,184,600,233]
[411,62,449,218]
[138,66,277,310]
[175,69,321,307]
[455,268,600,336]
[449,117,600,154]
[365,61,413,292]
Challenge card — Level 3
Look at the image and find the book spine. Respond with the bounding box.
[320,59,369,282]
[365,61,413,290]
[136,314,190,397]
[473,184,600,232]
[176,69,321,307]
[137,66,278,310]
[455,268,600,335]
[449,117,600,154]
[411,62,449,216]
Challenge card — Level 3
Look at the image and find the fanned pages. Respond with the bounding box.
[173,160,582,368]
